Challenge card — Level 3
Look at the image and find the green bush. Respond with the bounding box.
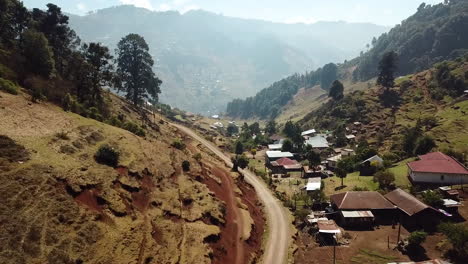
[171,139,186,150]
[0,77,19,95]
[193,153,202,162]
[439,222,468,260]
[94,145,119,167]
[421,190,444,208]
[182,160,190,172]
[373,170,395,189]
[123,121,145,137]
[408,231,427,247]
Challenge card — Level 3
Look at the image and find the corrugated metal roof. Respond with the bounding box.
[266,151,294,159]
[384,188,429,216]
[268,144,283,150]
[408,152,468,175]
[331,191,396,210]
[305,177,321,191]
[341,210,374,218]
[305,135,329,148]
[317,220,341,234]
[301,129,316,136]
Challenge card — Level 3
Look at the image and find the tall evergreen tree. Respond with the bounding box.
[328,80,344,100]
[115,34,162,106]
[377,51,398,90]
[320,63,338,91]
[21,29,55,78]
[82,42,114,104]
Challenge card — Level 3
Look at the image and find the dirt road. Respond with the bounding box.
[173,124,290,264]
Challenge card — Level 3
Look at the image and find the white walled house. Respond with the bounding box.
[407,152,468,184]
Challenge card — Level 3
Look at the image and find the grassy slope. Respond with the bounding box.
[0,90,238,264]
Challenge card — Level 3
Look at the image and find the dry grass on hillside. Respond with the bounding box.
[0,90,262,264]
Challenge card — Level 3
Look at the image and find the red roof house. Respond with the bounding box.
[408,152,468,184]
[269,157,302,174]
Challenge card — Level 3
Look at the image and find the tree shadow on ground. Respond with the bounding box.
[335,185,347,191]
[406,245,429,262]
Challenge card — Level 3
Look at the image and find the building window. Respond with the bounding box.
[440,175,445,181]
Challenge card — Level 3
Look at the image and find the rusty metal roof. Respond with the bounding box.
[384,188,430,216]
[331,191,396,210]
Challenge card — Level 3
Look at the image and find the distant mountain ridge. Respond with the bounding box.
[226,0,468,120]
[67,5,389,114]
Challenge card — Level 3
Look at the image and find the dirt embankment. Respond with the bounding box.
[201,162,265,264]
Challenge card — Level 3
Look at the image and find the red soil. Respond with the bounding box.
[202,163,265,264]
[237,179,266,262]
[203,165,242,264]
[74,189,103,212]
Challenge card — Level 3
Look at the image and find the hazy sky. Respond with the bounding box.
[22,0,444,26]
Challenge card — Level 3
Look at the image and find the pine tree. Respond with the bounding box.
[115,34,162,106]
[377,51,398,90]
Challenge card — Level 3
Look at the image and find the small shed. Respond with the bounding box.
[340,211,374,227]
[268,144,283,151]
[317,220,341,245]
[301,129,317,137]
[304,177,321,192]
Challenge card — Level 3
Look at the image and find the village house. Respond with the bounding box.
[384,188,443,231]
[267,143,283,151]
[360,155,384,175]
[330,191,396,226]
[304,177,322,192]
[265,151,294,163]
[268,157,302,174]
[303,165,324,178]
[407,152,468,184]
[301,129,317,137]
[327,149,355,170]
[305,134,329,152]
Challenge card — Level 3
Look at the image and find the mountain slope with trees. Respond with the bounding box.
[226,0,468,120]
[354,0,468,81]
[67,5,389,114]
[0,1,265,263]
[299,54,468,156]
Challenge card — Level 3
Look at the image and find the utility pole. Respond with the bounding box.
[397,216,402,244]
[333,236,336,264]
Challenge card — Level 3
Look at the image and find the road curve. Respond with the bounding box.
[172,123,290,264]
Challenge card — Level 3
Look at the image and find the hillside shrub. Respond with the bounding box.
[182,160,190,172]
[94,145,119,167]
[193,153,202,162]
[0,77,18,95]
[171,139,186,150]
[122,121,145,137]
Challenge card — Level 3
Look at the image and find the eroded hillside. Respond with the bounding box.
[0,90,264,264]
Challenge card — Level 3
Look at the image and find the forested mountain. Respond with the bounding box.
[227,0,468,120]
[67,5,388,114]
[354,0,468,81]
[299,55,468,155]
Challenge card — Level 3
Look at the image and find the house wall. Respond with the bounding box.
[409,169,468,184]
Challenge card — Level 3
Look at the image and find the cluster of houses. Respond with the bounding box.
[313,186,463,245]
[263,128,468,254]
[307,152,468,247]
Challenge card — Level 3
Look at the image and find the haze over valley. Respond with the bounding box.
[67,5,389,114]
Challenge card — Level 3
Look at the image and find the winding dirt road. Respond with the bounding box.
[173,123,290,264]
